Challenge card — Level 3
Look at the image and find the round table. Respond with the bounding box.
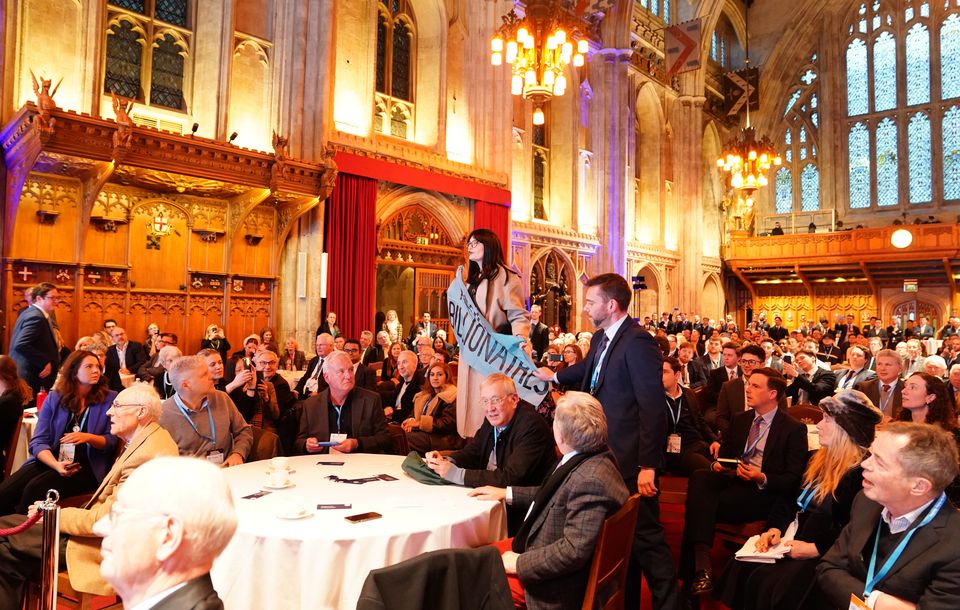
[210,453,507,610]
[12,408,38,472]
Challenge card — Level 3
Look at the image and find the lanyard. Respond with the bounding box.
[742,418,771,459]
[864,493,947,597]
[796,482,817,512]
[879,382,895,413]
[174,395,216,444]
[334,406,343,433]
[68,409,90,433]
[666,395,682,429]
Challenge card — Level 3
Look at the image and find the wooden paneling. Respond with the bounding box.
[226,296,272,347]
[230,206,276,276]
[11,177,81,262]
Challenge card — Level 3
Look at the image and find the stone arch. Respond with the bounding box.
[376,186,466,244]
[702,121,723,257]
[129,198,193,226]
[702,273,724,322]
[635,83,663,244]
[529,247,578,331]
[633,262,663,319]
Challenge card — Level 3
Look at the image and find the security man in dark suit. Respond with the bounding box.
[529,304,550,362]
[7,283,61,396]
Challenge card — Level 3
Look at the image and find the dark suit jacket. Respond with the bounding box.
[407,322,438,345]
[354,363,377,392]
[832,367,877,392]
[718,408,809,496]
[8,306,60,392]
[833,324,860,346]
[704,365,741,412]
[855,377,903,418]
[816,492,960,610]
[530,322,550,361]
[716,378,789,437]
[388,371,424,423]
[555,316,668,478]
[150,573,224,610]
[513,452,629,609]
[360,346,383,367]
[316,322,341,337]
[766,325,789,342]
[104,341,148,392]
[293,355,329,398]
[294,387,391,454]
[786,367,837,406]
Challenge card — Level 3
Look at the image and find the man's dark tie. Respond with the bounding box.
[744,415,764,459]
[589,333,610,394]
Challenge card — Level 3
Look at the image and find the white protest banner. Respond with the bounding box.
[447,267,548,406]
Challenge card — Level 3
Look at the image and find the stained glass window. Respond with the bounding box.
[873,32,897,112]
[109,0,145,13]
[944,105,960,199]
[376,14,387,93]
[374,2,416,139]
[533,150,547,220]
[639,0,669,23]
[104,19,142,99]
[906,23,930,105]
[876,118,899,205]
[849,122,871,208]
[155,0,187,26]
[784,90,801,116]
[391,20,411,101]
[775,168,793,213]
[908,112,932,203]
[801,165,820,211]
[149,34,185,109]
[847,39,869,115]
[942,15,960,99]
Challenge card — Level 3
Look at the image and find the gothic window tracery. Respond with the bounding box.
[529,251,573,331]
[374,0,416,140]
[775,54,820,213]
[637,0,671,24]
[532,114,550,221]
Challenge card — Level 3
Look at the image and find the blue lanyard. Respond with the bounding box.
[70,408,90,432]
[864,493,947,596]
[796,482,817,512]
[666,396,682,429]
[174,395,216,444]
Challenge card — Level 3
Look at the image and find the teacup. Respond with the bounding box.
[267,470,290,488]
[271,456,290,471]
[285,495,310,516]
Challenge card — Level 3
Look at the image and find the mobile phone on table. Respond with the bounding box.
[345,511,382,524]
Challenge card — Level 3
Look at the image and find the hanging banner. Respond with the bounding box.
[447,267,548,406]
[665,18,703,76]
[724,68,760,116]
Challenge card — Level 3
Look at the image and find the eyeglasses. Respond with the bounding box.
[111,402,144,411]
[105,505,174,529]
[343,348,360,353]
[466,239,480,248]
[740,359,763,366]
[480,394,515,407]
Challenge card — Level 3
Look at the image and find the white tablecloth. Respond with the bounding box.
[277,369,305,387]
[210,453,507,610]
[12,408,38,472]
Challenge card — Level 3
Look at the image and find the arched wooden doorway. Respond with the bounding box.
[889,298,943,329]
[375,205,462,337]
[529,249,575,331]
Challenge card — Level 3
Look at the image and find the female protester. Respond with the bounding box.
[383,309,403,346]
[0,350,118,513]
[144,322,161,357]
[717,390,882,610]
[897,371,960,502]
[0,356,32,476]
[279,337,306,371]
[457,229,530,435]
[259,327,279,355]
[200,324,231,362]
[402,362,462,453]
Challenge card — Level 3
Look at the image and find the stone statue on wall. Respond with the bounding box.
[30,70,61,133]
[111,91,135,152]
[271,131,288,185]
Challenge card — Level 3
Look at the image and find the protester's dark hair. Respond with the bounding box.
[466,229,515,285]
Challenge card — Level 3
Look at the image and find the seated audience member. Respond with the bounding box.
[0,356,31,469]
[294,333,335,399]
[334,336,346,351]
[542,345,563,371]
[469,392,629,609]
[948,363,960,406]
[923,354,948,379]
[104,326,148,392]
[158,355,252,467]
[716,345,767,437]
[717,390,882,610]
[198,348,243,394]
[402,362,462,453]
[817,332,842,366]
[199,324,231,362]
[815,422,960,609]
[280,337,307,371]
[681,368,809,596]
[417,345,436,370]
[259,327,279,355]
[896,372,960,503]
[424,374,556,533]
[703,342,742,422]
[855,348,903,419]
[136,332,178,381]
[152,345,182,399]
[380,341,403,383]
[144,323,161,357]
[96,456,237,609]
[255,349,297,455]
[295,351,391,455]
[662,357,716,476]
[0,350,118,514]
[386,350,422,423]
[903,338,926,376]
[226,335,260,385]
[556,344,583,392]
[374,331,392,362]
[0,385,178,607]
[678,342,708,388]
[359,331,382,366]
[228,355,279,433]
[342,338,377,391]
[430,350,452,366]
[697,337,724,373]
[833,345,877,392]
[783,349,837,406]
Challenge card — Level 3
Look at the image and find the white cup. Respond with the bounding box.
[271,456,289,471]
[286,495,309,516]
[267,470,289,488]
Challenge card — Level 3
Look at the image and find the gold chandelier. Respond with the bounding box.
[491,0,589,125]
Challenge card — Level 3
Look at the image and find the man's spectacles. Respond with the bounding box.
[106,505,174,528]
[111,402,145,411]
[740,359,763,366]
[343,348,360,353]
[480,394,515,407]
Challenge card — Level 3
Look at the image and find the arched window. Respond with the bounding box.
[775,55,821,213]
[842,0,960,209]
[374,0,416,140]
[103,1,191,111]
[637,0,671,25]
[532,111,550,221]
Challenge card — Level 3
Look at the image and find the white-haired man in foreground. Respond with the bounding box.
[94,456,238,609]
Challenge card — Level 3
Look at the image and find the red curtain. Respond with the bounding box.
[473,200,511,250]
[325,173,377,339]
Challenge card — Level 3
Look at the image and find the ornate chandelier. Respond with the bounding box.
[491,0,589,125]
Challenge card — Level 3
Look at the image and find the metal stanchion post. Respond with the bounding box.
[38,489,60,610]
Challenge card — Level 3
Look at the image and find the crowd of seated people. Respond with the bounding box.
[4,281,960,610]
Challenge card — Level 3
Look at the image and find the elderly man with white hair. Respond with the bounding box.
[158,355,252,467]
[923,354,948,379]
[0,384,178,606]
[153,344,182,399]
[95,456,238,609]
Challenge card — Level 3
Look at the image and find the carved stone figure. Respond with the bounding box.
[30,70,61,132]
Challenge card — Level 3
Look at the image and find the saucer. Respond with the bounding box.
[263,481,295,490]
[267,467,296,475]
[277,507,313,520]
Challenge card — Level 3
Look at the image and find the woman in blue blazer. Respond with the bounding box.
[0,350,118,513]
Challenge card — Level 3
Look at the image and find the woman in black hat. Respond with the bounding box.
[717,389,882,610]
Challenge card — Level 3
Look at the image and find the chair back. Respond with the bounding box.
[3,412,24,479]
[581,494,641,610]
[788,404,823,425]
[387,423,409,455]
[248,427,281,461]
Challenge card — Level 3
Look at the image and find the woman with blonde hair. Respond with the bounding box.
[383,309,403,346]
[717,390,882,610]
[200,323,231,362]
[402,362,461,453]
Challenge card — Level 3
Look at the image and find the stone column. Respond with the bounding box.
[672,94,706,313]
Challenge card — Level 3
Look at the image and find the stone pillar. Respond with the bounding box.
[586,48,632,277]
[673,95,706,313]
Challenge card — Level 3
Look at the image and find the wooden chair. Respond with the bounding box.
[387,423,409,455]
[53,572,123,610]
[581,494,641,610]
[658,475,689,505]
[3,412,24,479]
[248,427,281,462]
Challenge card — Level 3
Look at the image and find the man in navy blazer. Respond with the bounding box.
[537,273,677,610]
[104,327,148,392]
[8,283,61,396]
